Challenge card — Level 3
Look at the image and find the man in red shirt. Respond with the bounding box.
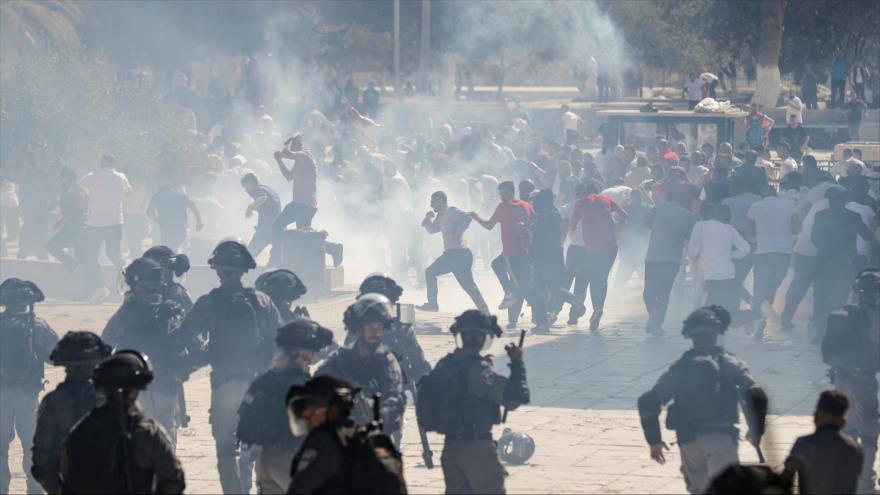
[569,180,628,332]
[470,181,533,328]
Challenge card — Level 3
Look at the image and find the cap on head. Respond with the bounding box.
[208,240,256,270]
[357,274,403,303]
[256,269,307,302]
[92,350,154,390]
[50,331,112,366]
[681,305,731,337]
[0,278,45,307]
[276,318,334,350]
[450,309,502,337]
[343,293,393,332]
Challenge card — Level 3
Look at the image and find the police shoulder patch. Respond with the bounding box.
[296,448,318,472]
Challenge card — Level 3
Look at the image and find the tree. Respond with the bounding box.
[752,0,786,107]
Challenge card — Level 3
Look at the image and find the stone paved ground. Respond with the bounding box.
[5,267,875,494]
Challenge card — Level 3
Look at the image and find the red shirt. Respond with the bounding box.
[490,200,533,256]
[570,194,625,252]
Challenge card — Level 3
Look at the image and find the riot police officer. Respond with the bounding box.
[103,257,190,447]
[822,268,880,492]
[60,350,185,494]
[255,269,309,322]
[0,278,58,494]
[316,293,406,444]
[178,240,282,494]
[143,245,194,310]
[637,306,768,494]
[353,274,431,390]
[286,375,406,494]
[415,310,530,494]
[237,319,334,494]
[32,331,112,494]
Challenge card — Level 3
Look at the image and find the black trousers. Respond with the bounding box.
[46,223,86,271]
[781,253,816,325]
[491,254,531,323]
[751,253,790,316]
[643,261,680,329]
[569,245,617,319]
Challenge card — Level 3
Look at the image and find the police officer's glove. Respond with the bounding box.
[505,343,524,364]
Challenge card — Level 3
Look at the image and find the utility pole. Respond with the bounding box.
[419,0,430,93]
[394,0,400,100]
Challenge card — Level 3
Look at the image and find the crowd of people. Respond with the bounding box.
[0,66,879,495]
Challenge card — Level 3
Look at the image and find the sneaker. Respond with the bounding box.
[531,323,550,334]
[569,302,587,324]
[89,287,110,303]
[780,318,794,331]
[498,293,514,310]
[589,310,603,332]
[547,311,559,326]
[415,303,438,312]
[506,322,518,330]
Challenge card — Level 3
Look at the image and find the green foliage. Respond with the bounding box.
[0,45,206,186]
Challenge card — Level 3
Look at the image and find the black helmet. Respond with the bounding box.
[256,269,307,302]
[50,331,112,366]
[287,375,356,417]
[0,278,45,307]
[342,293,393,331]
[276,318,335,350]
[450,309,502,337]
[123,258,163,289]
[208,240,256,270]
[357,274,403,303]
[143,245,191,277]
[92,350,154,390]
[497,428,536,465]
[682,305,731,337]
[854,268,880,294]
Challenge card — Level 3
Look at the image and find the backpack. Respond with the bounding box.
[207,288,260,362]
[62,408,130,494]
[0,312,37,383]
[415,354,469,434]
[822,306,877,372]
[667,352,725,429]
[345,426,407,494]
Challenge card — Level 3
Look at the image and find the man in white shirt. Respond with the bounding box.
[786,89,804,125]
[685,73,705,109]
[776,142,799,179]
[77,154,132,301]
[830,148,866,179]
[688,203,751,327]
[845,182,878,272]
[747,186,801,339]
[560,104,583,145]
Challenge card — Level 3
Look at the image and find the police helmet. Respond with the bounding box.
[143,245,191,277]
[854,268,880,294]
[50,331,112,366]
[0,278,45,307]
[450,309,503,337]
[208,240,257,270]
[286,375,356,417]
[497,428,536,465]
[276,318,335,350]
[681,305,731,337]
[342,293,393,332]
[357,274,403,303]
[92,350,155,390]
[256,269,307,302]
[123,258,164,289]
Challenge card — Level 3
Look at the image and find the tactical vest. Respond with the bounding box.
[207,288,262,371]
[665,349,739,435]
[417,352,500,437]
[0,312,41,389]
[823,305,880,373]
